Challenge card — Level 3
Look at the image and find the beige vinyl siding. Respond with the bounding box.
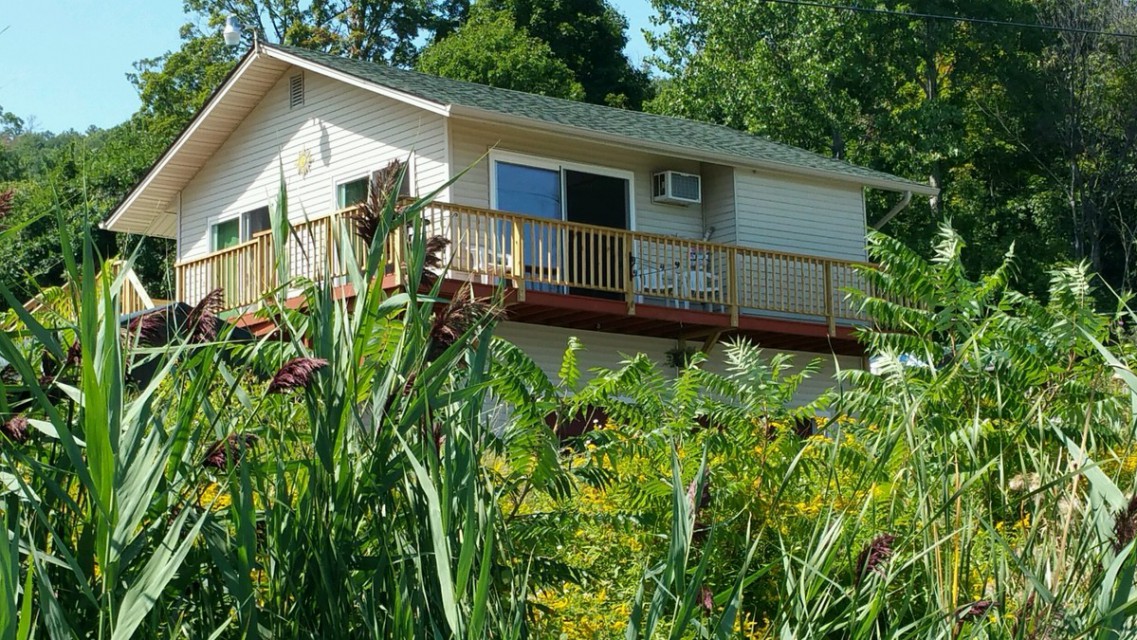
[493,321,859,406]
[448,118,705,238]
[734,168,868,262]
[701,162,736,245]
[178,66,449,261]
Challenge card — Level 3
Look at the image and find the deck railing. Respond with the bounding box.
[175,201,873,332]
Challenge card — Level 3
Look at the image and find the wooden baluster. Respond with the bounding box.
[511,217,524,301]
[265,233,276,299]
[728,247,739,326]
[392,225,404,285]
[824,261,835,336]
[624,231,635,315]
[327,217,336,278]
[251,240,260,302]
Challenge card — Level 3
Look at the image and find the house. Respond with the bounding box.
[103,42,937,403]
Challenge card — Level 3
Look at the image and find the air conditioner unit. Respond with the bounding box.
[652,170,702,205]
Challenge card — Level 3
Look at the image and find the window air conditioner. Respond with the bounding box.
[652,170,702,205]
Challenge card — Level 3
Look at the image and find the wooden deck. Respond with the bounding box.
[175,201,874,353]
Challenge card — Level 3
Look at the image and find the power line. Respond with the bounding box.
[757,0,1137,39]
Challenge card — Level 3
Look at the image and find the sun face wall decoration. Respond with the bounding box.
[295,148,313,177]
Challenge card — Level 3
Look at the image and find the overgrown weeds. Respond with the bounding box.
[2,182,1137,639]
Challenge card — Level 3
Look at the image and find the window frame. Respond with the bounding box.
[210,206,271,251]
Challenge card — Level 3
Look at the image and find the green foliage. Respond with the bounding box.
[0,173,575,637]
[645,0,1137,296]
[515,222,1137,638]
[0,55,180,306]
[417,7,585,100]
[182,0,468,66]
[0,120,173,305]
[8,166,1137,637]
[482,0,653,108]
[128,31,239,142]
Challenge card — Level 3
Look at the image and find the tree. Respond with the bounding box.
[1037,0,1137,285]
[644,0,1080,294]
[485,0,652,108]
[182,0,468,66]
[128,29,240,143]
[0,119,174,305]
[0,105,25,182]
[417,7,584,99]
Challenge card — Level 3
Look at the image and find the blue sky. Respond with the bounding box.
[0,1,658,134]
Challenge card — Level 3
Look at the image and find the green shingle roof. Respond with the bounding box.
[266,43,933,194]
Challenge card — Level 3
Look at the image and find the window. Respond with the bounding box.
[244,206,270,238]
[211,206,272,251]
[489,152,633,226]
[335,160,413,209]
[489,152,633,297]
[212,218,240,251]
[337,177,369,209]
[495,161,562,220]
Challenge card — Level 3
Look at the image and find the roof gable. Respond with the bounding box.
[104,51,292,237]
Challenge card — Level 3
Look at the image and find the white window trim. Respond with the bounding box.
[330,153,418,211]
[488,149,636,231]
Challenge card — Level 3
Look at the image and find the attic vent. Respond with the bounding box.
[289,73,305,108]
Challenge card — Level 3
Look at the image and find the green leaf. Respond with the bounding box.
[111,503,209,640]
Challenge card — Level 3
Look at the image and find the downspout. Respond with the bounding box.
[871,190,913,230]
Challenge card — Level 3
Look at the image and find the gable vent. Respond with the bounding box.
[288,73,305,108]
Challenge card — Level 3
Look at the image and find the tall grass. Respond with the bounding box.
[0,173,559,637]
[2,178,1137,639]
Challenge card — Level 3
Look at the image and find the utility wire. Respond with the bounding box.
[757,0,1137,39]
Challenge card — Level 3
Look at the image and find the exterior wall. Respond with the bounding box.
[493,321,860,406]
[448,117,866,262]
[178,65,449,261]
[701,162,736,245]
[733,168,868,262]
[448,118,706,238]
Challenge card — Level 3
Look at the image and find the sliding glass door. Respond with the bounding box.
[492,154,631,296]
[495,161,562,277]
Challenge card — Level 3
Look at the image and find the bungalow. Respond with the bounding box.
[103,42,936,402]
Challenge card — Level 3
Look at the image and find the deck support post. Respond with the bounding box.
[701,329,725,355]
[176,260,185,302]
